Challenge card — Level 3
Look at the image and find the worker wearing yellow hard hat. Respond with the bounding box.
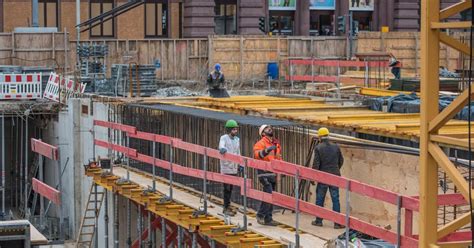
[312,127,345,229]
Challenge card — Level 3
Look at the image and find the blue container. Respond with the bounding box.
[267,62,279,80]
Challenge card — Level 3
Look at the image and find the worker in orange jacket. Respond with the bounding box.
[253,124,281,226]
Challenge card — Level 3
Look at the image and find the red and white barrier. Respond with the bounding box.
[0,73,42,100]
[44,72,86,104]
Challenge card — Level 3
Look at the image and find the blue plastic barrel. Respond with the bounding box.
[267,62,279,80]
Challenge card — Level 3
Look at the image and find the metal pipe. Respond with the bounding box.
[58,144,65,240]
[161,217,166,248]
[94,183,98,248]
[24,116,28,217]
[32,0,39,27]
[177,226,182,248]
[127,134,130,180]
[203,150,208,213]
[19,117,23,212]
[114,193,119,248]
[76,0,80,52]
[396,195,402,248]
[294,169,300,248]
[104,190,109,248]
[191,232,197,248]
[344,180,351,247]
[147,211,152,247]
[1,115,4,218]
[39,155,44,228]
[138,205,143,248]
[92,125,96,161]
[127,198,131,248]
[152,140,156,190]
[243,159,248,230]
[169,140,173,199]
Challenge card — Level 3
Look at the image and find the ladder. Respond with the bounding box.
[18,153,40,218]
[76,183,105,248]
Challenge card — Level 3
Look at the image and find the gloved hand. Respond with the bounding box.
[238,166,244,173]
[219,148,227,155]
[265,145,277,154]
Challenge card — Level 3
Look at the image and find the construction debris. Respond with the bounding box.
[152,86,201,97]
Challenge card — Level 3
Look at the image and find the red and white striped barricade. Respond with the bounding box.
[43,72,86,104]
[0,73,42,100]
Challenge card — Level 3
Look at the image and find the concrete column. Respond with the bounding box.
[295,0,309,36]
[183,0,215,37]
[238,0,265,35]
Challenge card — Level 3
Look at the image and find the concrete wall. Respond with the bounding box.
[43,98,110,240]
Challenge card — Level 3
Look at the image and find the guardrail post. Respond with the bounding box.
[169,140,174,199]
[397,195,402,248]
[344,180,350,247]
[294,169,300,248]
[126,134,130,180]
[364,60,369,88]
[290,59,294,89]
[152,138,156,191]
[243,159,248,230]
[203,149,208,213]
[94,183,99,248]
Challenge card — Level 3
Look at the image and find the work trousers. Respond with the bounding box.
[223,174,237,209]
[257,176,276,223]
[315,183,340,223]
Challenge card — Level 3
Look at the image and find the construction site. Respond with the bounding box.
[0,0,473,247]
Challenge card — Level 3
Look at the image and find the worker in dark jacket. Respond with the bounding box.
[207,63,225,90]
[311,127,344,229]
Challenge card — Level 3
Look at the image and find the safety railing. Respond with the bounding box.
[285,59,395,90]
[92,120,470,247]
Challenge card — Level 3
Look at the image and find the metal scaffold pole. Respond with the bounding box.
[1,115,4,219]
[24,116,28,217]
[114,193,119,248]
[127,198,131,248]
[104,190,109,247]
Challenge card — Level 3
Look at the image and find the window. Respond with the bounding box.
[214,3,236,35]
[309,11,333,36]
[145,0,168,37]
[38,0,59,27]
[89,0,115,37]
[269,11,294,35]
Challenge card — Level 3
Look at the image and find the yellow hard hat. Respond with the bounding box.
[318,127,330,137]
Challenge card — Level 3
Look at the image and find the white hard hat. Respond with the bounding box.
[259,125,269,136]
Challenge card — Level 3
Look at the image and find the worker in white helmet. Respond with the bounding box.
[253,124,281,226]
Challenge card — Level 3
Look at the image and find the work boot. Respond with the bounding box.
[257,216,266,225]
[334,223,345,229]
[223,207,235,216]
[264,220,279,226]
[311,219,323,227]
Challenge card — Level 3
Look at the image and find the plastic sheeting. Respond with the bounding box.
[366,93,474,121]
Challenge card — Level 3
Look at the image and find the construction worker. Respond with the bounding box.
[311,127,345,229]
[253,124,281,226]
[219,119,241,216]
[207,63,229,97]
[207,63,225,90]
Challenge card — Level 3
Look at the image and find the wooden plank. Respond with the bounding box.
[32,178,60,205]
[31,138,59,160]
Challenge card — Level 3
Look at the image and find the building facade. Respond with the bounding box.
[0,0,463,39]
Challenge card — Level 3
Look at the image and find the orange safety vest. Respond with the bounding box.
[253,136,282,162]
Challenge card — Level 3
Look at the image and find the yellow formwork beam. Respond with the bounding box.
[85,168,285,248]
